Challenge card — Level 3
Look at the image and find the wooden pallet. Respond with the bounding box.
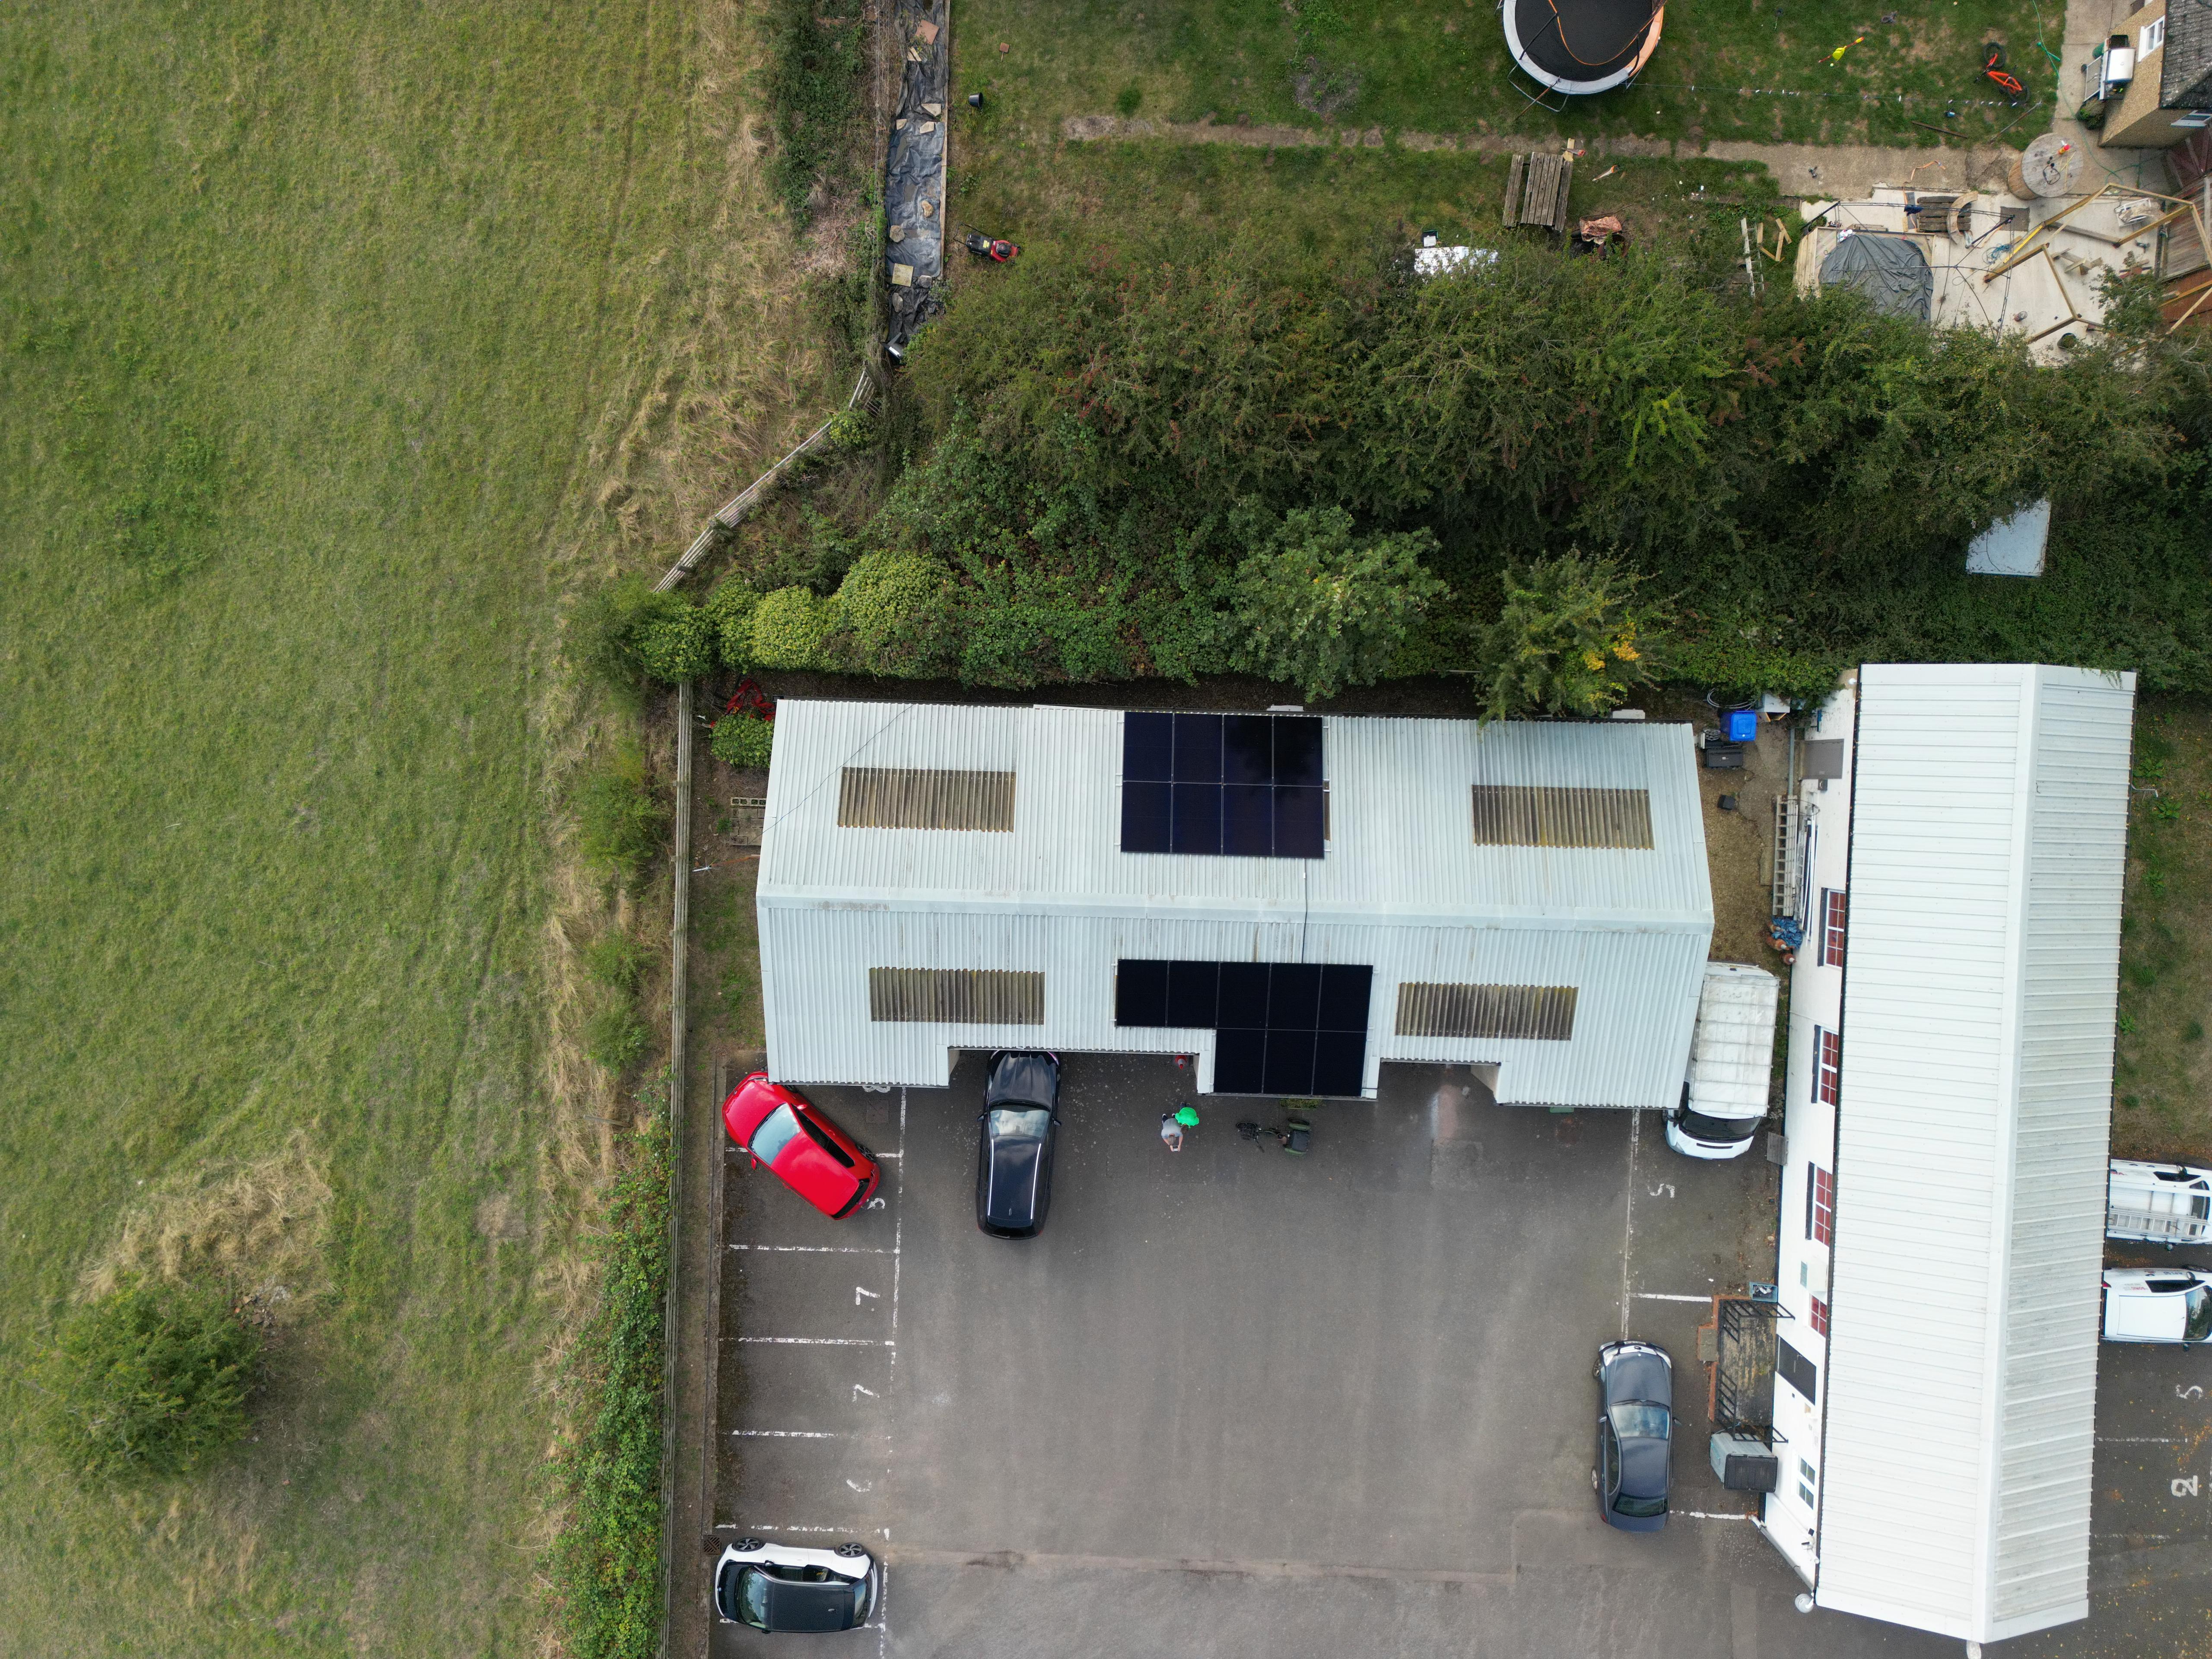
[1503,151,1574,233]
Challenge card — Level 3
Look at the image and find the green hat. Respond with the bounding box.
[1174,1105,1201,1127]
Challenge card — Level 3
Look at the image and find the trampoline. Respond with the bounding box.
[1503,0,1665,98]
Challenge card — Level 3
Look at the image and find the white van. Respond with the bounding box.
[1664,963,1779,1161]
[2107,1159,2212,1246]
[2101,1267,2212,1346]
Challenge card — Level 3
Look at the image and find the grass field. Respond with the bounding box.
[954,0,2061,149]
[2115,702,2212,1163]
[0,3,841,1653]
[949,122,1779,267]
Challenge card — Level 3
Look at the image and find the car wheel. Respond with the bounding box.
[833,1542,869,1558]
[734,1538,764,1553]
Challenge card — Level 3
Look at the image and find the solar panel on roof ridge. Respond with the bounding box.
[1119,710,1327,860]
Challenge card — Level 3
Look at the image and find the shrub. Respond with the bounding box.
[824,408,876,450]
[575,742,667,884]
[1473,552,1663,721]
[573,578,709,690]
[582,932,649,992]
[703,581,762,670]
[709,714,775,769]
[550,1105,668,1659]
[631,599,713,684]
[583,1003,650,1074]
[836,550,946,670]
[38,1278,260,1480]
[1233,507,1446,701]
[750,586,839,670]
[763,0,863,226]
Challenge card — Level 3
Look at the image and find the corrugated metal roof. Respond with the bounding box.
[1813,664,2134,1645]
[760,700,1711,924]
[756,701,1713,1103]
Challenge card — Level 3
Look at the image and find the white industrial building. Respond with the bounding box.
[757,699,1713,1103]
[1764,663,2136,1646]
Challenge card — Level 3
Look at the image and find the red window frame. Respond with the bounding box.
[1813,1027,1842,1106]
[1810,1296,1830,1337]
[1807,1164,1836,1245]
[1820,889,1847,968]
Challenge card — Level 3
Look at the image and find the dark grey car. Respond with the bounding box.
[1594,1339,1672,1532]
[976,1050,1061,1239]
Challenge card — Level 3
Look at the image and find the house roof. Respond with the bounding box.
[1814,663,2136,1644]
[757,699,1712,931]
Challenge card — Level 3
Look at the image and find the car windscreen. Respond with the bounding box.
[1676,1107,1759,1143]
[750,1105,802,1164]
[2188,1287,2212,1345]
[1609,1403,1671,1441]
[988,1107,1051,1141]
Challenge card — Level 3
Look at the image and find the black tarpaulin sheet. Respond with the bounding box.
[884,0,951,356]
[1818,232,1933,322]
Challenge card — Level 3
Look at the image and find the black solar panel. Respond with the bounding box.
[1119,712,1325,858]
[1115,959,1373,1096]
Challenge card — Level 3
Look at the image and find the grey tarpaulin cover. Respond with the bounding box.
[1817,232,1932,322]
[884,0,951,357]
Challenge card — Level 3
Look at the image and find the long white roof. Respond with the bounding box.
[758,699,1710,926]
[1815,663,2135,1643]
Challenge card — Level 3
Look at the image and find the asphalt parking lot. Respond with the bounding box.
[710,1054,2211,1658]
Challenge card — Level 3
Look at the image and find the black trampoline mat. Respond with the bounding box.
[1510,0,1657,81]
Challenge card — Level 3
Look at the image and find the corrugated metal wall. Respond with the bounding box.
[759,905,1706,1105]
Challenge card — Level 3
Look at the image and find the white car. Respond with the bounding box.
[713,1537,879,1632]
[2101,1267,2212,1346]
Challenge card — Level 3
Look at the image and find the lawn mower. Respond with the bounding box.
[962,230,1020,262]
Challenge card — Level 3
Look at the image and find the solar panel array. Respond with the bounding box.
[1119,712,1325,858]
[1116,960,1372,1096]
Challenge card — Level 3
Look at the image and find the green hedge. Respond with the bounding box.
[550,1104,669,1659]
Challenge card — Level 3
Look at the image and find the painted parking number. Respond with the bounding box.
[2176,1476,2201,1499]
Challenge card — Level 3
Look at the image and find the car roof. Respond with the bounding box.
[985,1136,1043,1230]
[766,1116,864,1213]
[1619,1435,1669,1500]
[750,1570,862,1632]
[2105,1271,2207,1340]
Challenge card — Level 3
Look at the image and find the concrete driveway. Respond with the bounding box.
[710,1053,2206,1657]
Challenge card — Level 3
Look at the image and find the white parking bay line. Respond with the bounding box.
[2097,1436,2182,1444]
[738,1337,895,1347]
[731,1430,846,1439]
[729,1243,892,1254]
[1634,1293,1716,1304]
[1677,1510,1756,1522]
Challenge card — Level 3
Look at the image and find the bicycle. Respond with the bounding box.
[1235,1118,1313,1156]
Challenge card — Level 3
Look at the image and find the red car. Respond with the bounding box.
[722,1074,880,1220]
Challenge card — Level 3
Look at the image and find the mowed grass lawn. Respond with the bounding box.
[0,3,740,1652]
[958,0,2058,148]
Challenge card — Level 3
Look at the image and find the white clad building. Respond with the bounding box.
[1764,664,2136,1645]
[757,699,1713,1103]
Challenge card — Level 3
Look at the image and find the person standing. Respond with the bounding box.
[1159,1112,1184,1152]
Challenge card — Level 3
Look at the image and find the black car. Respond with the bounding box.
[1593,1339,1673,1532]
[976,1050,1061,1239]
